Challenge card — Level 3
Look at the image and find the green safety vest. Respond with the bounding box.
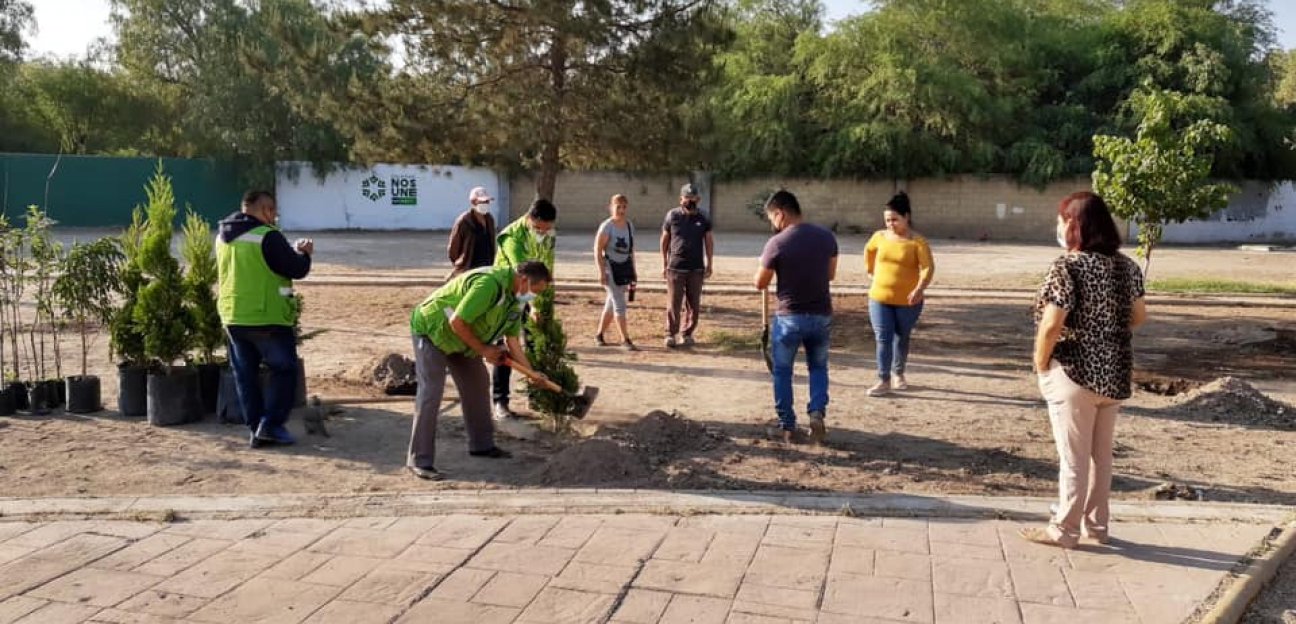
[216,224,296,327]
[494,216,555,273]
[410,265,523,356]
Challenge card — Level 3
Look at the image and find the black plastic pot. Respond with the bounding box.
[147,367,202,427]
[0,387,15,416]
[196,363,222,415]
[295,357,307,408]
[66,375,102,414]
[27,381,56,415]
[118,364,148,417]
[55,379,66,407]
[256,357,307,408]
[219,359,307,425]
[8,381,28,411]
[216,367,244,425]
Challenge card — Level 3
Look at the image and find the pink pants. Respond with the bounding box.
[1038,361,1121,546]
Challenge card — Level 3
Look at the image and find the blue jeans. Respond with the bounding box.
[226,325,299,432]
[770,314,831,431]
[868,300,923,381]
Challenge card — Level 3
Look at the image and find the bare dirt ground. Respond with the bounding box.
[0,230,1291,504]
[1,282,1292,503]
[302,229,1296,290]
[56,228,1296,289]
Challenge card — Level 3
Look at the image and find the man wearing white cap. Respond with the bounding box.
[447,187,498,278]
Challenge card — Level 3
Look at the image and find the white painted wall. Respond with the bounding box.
[275,163,504,230]
[1157,181,1296,244]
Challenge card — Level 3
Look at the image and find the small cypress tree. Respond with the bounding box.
[132,164,190,370]
[524,289,581,427]
[181,210,222,364]
[110,207,148,367]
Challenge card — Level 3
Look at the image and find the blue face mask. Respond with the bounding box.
[517,290,537,304]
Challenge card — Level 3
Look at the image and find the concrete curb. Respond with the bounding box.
[0,490,1289,525]
[1198,521,1296,624]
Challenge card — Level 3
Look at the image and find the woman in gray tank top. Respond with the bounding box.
[594,194,638,350]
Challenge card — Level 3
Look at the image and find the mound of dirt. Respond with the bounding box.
[531,439,654,485]
[350,353,418,395]
[625,410,725,460]
[532,410,726,486]
[1173,377,1294,428]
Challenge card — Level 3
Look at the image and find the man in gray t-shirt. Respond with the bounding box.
[754,190,838,445]
[659,183,713,348]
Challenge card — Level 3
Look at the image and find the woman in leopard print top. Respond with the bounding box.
[1020,192,1148,549]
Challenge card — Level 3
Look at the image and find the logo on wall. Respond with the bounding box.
[390,175,418,206]
[361,175,386,202]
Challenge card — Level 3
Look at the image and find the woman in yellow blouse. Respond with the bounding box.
[864,192,934,396]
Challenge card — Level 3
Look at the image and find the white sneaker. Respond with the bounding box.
[894,374,909,390]
[665,335,678,348]
[867,381,891,397]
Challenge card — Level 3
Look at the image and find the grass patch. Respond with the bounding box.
[706,330,761,351]
[1148,278,1296,295]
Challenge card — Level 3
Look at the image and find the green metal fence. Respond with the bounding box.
[0,153,250,226]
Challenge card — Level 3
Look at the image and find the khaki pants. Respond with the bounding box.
[1038,361,1121,546]
[408,335,495,469]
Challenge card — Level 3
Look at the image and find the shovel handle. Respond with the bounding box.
[761,289,770,326]
[501,355,565,394]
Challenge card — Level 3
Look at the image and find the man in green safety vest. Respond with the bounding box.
[491,198,557,420]
[216,191,314,448]
[407,260,552,480]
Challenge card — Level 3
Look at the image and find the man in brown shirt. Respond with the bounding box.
[447,187,498,277]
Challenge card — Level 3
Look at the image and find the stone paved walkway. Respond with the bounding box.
[0,497,1281,624]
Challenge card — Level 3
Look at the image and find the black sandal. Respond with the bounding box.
[469,446,513,459]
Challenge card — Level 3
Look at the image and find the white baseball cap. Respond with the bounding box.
[469,187,494,204]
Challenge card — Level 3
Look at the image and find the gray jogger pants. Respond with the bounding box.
[408,335,495,468]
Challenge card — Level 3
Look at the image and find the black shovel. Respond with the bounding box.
[760,289,773,373]
[502,355,599,419]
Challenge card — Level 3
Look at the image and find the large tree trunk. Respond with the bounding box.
[535,35,568,202]
[536,144,560,202]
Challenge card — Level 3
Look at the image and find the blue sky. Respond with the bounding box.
[26,0,1296,58]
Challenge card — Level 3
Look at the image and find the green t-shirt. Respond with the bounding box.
[410,266,524,355]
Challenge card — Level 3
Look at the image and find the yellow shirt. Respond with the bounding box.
[865,231,934,306]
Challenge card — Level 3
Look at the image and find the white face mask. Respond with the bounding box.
[473,202,491,215]
[532,229,551,243]
[1056,223,1068,249]
[517,290,537,304]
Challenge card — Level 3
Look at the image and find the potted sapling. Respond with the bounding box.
[1,215,30,410]
[181,210,224,415]
[0,215,15,416]
[110,207,149,416]
[24,207,62,414]
[54,238,123,413]
[134,166,200,426]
